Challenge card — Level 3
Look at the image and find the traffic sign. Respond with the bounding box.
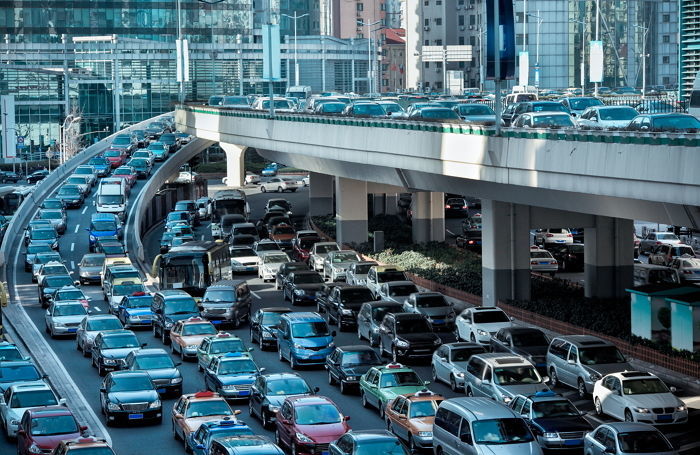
[17,136,24,144]
[46,149,54,159]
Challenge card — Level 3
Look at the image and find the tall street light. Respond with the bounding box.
[526,12,543,88]
[357,19,382,95]
[281,12,309,87]
[633,23,649,99]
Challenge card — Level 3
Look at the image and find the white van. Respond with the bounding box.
[286,85,312,100]
[689,70,700,119]
[96,178,127,220]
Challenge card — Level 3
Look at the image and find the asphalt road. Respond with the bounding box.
[2,169,699,455]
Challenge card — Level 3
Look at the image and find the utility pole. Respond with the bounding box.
[594,0,600,97]
[281,12,309,87]
[634,24,649,99]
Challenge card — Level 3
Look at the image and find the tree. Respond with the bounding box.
[62,105,83,163]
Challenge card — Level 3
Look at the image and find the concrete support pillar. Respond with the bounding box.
[219,143,245,188]
[482,200,531,307]
[584,216,634,298]
[385,193,398,215]
[412,192,446,243]
[335,177,368,246]
[309,172,334,216]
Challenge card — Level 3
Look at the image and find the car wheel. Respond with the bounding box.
[261,186,266,193]
[624,409,634,422]
[577,378,587,400]
[180,346,186,361]
[466,386,474,397]
[172,422,180,440]
[339,380,347,394]
[378,400,386,419]
[594,397,603,415]
[248,398,255,417]
[161,329,169,345]
[262,410,272,429]
[277,187,283,193]
[290,355,299,370]
[450,375,459,392]
[259,334,266,351]
[97,362,105,377]
[328,371,335,385]
[408,435,416,453]
[431,367,438,383]
[549,368,558,388]
[361,391,369,408]
[152,324,159,339]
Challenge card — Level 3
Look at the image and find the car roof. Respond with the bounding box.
[28,406,74,418]
[287,395,333,406]
[603,422,663,433]
[386,280,416,287]
[344,430,397,442]
[553,335,612,347]
[133,348,168,356]
[472,353,530,366]
[260,307,293,313]
[9,381,52,392]
[281,312,324,322]
[440,397,517,419]
[373,363,415,374]
[335,345,376,353]
[446,342,484,350]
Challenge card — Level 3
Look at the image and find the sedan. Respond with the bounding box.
[260,177,299,193]
[0,382,63,438]
[431,342,487,391]
[453,103,497,125]
[76,314,123,356]
[78,253,106,285]
[26,169,50,184]
[249,307,293,350]
[577,106,639,129]
[626,113,700,132]
[36,209,67,235]
[44,301,88,338]
[24,243,53,272]
[325,345,383,394]
[16,407,85,455]
[670,256,700,282]
[513,112,576,129]
[529,248,558,276]
[248,373,318,429]
[100,371,162,425]
[127,158,152,178]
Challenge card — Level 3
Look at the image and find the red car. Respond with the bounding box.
[17,407,87,455]
[275,396,350,455]
[112,166,137,187]
[103,148,127,168]
[292,236,321,263]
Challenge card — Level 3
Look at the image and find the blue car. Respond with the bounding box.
[88,156,111,177]
[187,417,254,455]
[87,213,122,251]
[261,163,279,176]
[203,352,264,399]
[276,312,336,369]
[117,292,155,329]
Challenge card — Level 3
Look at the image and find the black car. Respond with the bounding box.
[159,133,179,152]
[275,262,309,290]
[124,348,183,397]
[24,243,54,272]
[377,313,441,363]
[248,373,319,428]
[0,361,43,393]
[444,198,469,217]
[38,274,76,307]
[325,345,383,394]
[55,184,84,208]
[0,170,21,183]
[281,271,325,305]
[27,169,50,184]
[549,243,585,272]
[324,285,376,331]
[100,370,162,425]
[249,307,293,350]
[489,327,550,376]
[91,330,143,376]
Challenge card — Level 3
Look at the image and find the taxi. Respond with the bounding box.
[359,363,431,419]
[169,317,218,360]
[203,352,264,399]
[197,332,251,371]
[172,391,240,444]
[385,389,444,451]
[51,437,115,455]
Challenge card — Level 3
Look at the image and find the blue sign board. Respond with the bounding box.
[486,0,516,80]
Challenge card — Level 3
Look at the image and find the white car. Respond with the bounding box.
[257,251,291,281]
[346,261,377,285]
[670,256,700,282]
[106,281,146,313]
[375,281,419,306]
[44,301,88,337]
[530,248,558,276]
[260,177,300,193]
[534,228,573,246]
[322,250,362,281]
[456,307,513,345]
[577,106,640,129]
[309,242,340,272]
[593,371,688,425]
[301,176,310,186]
[230,246,259,273]
[245,174,261,185]
[0,382,65,438]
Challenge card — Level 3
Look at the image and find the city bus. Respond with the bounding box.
[0,186,34,217]
[151,240,232,297]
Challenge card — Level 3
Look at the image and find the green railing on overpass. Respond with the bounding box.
[180,104,700,147]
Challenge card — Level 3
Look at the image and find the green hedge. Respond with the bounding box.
[194,161,227,173]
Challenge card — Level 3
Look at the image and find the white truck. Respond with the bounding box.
[96,179,127,220]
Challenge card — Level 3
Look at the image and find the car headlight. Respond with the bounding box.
[103,358,117,365]
[171,377,183,384]
[295,432,314,443]
[542,432,559,439]
[149,399,161,409]
[186,344,199,350]
[164,321,174,329]
[676,405,687,412]
[455,372,465,378]
[433,338,441,345]
[107,402,120,411]
[293,343,305,350]
[222,385,238,391]
[341,308,353,315]
[395,340,409,348]
[268,405,280,413]
[231,260,242,266]
[262,331,274,338]
[417,432,433,437]
[502,396,512,403]
[589,373,601,382]
[633,407,650,414]
[28,443,43,454]
[294,289,305,296]
[53,322,66,328]
[89,235,96,241]
[477,329,489,337]
[346,376,357,381]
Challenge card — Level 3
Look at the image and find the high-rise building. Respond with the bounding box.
[381,28,406,92]
[679,0,700,98]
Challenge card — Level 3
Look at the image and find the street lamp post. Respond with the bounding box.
[357,19,382,94]
[633,24,649,99]
[281,12,309,87]
[526,12,543,88]
[570,19,586,95]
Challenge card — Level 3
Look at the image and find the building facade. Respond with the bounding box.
[381,28,406,92]
[680,0,700,98]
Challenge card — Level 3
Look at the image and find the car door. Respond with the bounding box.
[464,358,484,396]
[278,321,291,359]
[386,396,405,436]
[456,417,477,455]
[278,401,295,447]
[17,412,31,454]
[0,388,11,425]
[604,377,625,420]
[559,343,578,386]
[250,376,265,417]
[479,364,494,398]
[173,397,187,439]
[364,370,382,407]
[358,305,371,340]
[379,317,394,354]
[433,346,450,382]
[490,330,508,353]
[394,399,411,440]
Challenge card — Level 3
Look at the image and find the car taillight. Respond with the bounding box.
[462,205,468,209]
[445,204,450,209]
[546,234,554,237]
[656,241,662,245]
[530,260,538,265]
[683,270,692,274]
[566,234,573,237]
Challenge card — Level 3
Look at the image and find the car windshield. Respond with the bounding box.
[89,158,108,166]
[134,354,174,369]
[32,230,56,240]
[113,284,145,296]
[617,431,672,453]
[648,269,680,284]
[112,137,131,145]
[93,221,117,232]
[472,418,534,445]
[322,103,346,113]
[531,400,580,418]
[354,263,375,274]
[315,244,339,254]
[293,274,324,284]
[82,256,105,267]
[263,254,288,264]
[569,98,603,110]
[208,339,245,354]
[273,226,295,235]
[185,400,232,418]
[579,346,626,365]
[182,324,217,336]
[98,195,123,205]
[257,243,281,252]
[656,233,679,241]
[380,371,423,387]
[87,318,123,331]
[354,104,386,116]
[266,378,311,395]
[378,271,406,282]
[101,334,139,349]
[494,366,541,385]
[652,115,700,130]
[598,107,638,120]
[203,290,235,302]
[234,226,258,236]
[419,109,458,119]
[261,312,286,326]
[100,244,125,254]
[409,400,442,418]
[389,284,418,297]
[473,310,510,323]
[396,319,431,334]
[511,331,548,346]
[42,200,63,209]
[39,211,62,220]
[295,403,341,425]
[111,375,154,392]
[11,389,57,408]
[371,305,402,323]
[219,359,258,374]
[222,96,249,105]
[532,115,574,127]
[416,295,447,308]
[164,298,197,315]
[42,265,66,275]
[0,347,22,361]
[56,290,85,300]
[458,105,494,115]
[0,365,41,382]
[27,245,53,255]
[341,288,375,303]
[623,378,669,395]
[35,254,61,265]
[341,350,382,366]
[354,440,408,455]
[333,252,359,263]
[451,347,484,362]
[53,304,86,316]
[104,150,121,157]
[380,103,403,113]
[298,239,319,250]
[261,100,293,109]
[30,415,78,436]
[291,321,330,338]
[231,248,256,258]
[44,276,73,287]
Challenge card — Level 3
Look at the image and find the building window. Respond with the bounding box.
[436,81,443,89]
[382,64,389,71]
[424,62,430,68]
[662,35,670,43]
[663,76,670,85]
[424,0,429,5]
[663,56,670,64]
[356,3,363,11]
[458,37,465,45]
[458,15,465,26]
[435,39,442,45]
[458,0,464,4]
[436,0,442,4]
[436,62,443,68]
[663,14,670,22]
[515,12,523,23]
[357,33,364,38]
[424,18,429,27]
[459,61,465,68]
[470,15,476,25]
[515,34,523,45]
[382,79,388,86]
[435,18,442,25]
[469,36,476,46]
[424,39,430,45]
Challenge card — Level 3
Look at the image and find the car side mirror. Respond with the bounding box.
[331,331,337,337]
[141,343,148,347]
[174,413,183,420]
[174,362,182,367]
[398,414,407,420]
[344,415,351,421]
[59,398,67,406]
[669,386,677,393]
[99,386,106,393]
[80,425,88,432]
[460,433,473,444]
[313,386,320,393]
[196,444,206,450]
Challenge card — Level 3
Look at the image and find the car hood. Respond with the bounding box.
[185,416,222,433]
[272,234,294,241]
[232,255,258,263]
[478,442,541,455]
[408,417,434,432]
[341,365,376,377]
[381,386,426,401]
[80,265,102,274]
[102,347,140,359]
[420,307,453,318]
[293,336,333,349]
[471,322,512,332]
[51,315,85,325]
[33,431,83,450]
[498,383,550,398]
[531,416,592,433]
[296,423,349,442]
[179,335,210,346]
[623,393,683,409]
[398,333,440,344]
[583,363,632,377]
[463,115,497,124]
[294,284,324,292]
[511,345,549,358]
[330,261,355,269]
[125,308,154,317]
[218,374,257,386]
[144,368,180,380]
[109,389,159,404]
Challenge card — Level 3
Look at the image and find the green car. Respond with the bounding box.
[196,333,252,371]
[359,363,431,418]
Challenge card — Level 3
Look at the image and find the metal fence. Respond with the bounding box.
[467,96,686,114]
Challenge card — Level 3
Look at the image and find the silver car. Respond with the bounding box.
[583,422,678,455]
[36,209,67,235]
[639,231,681,254]
[463,353,550,404]
[431,342,486,391]
[44,301,88,338]
[375,281,419,307]
[0,382,64,438]
[346,261,377,285]
[322,250,361,281]
[403,292,456,331]
[309,242,340,272]
[356,301,404,346]
[257,251,291,281]
[78,253,106,285]
[75,314,123,356]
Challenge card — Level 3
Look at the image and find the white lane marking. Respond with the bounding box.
[70,261,75,270]
[81,206,88,214]
[70,243,75,252]
[94,306,101,312]
[200,235,204,241]
[74,224,80,233]
[250,291,261,300]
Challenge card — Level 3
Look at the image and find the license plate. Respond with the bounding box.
[157,388,166,393]
[67,328,77,332]
[246,267,255,271]
[238,391,250,396]
[555,240,565,243]
[211,320,222,325]
[321,452,329,455]
[433,320,444,324]
[657,414,672,421]
[128,413,144,420]
[564,439,582,446]
[310,355,323,360]
[539,261,549,265]
[141,320,152,324]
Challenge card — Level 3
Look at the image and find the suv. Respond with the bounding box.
[456,307,513,345]
[639,231,681,254]
[648,243,695,267]
[200,280,252,328]
[88,213,122,251]
[308,242,340,272]
[377,313,441,363]
[357,301,404,347]
[276,312,336,369]
[463,353,550,403]
[534,228,574,246]
[321,285,375,331]
[403,292,456,331]
[546,335,631,399]
[151,290,199,345]
[91,330,142,376]
[248,373,319,428]
[490,327,550,375]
